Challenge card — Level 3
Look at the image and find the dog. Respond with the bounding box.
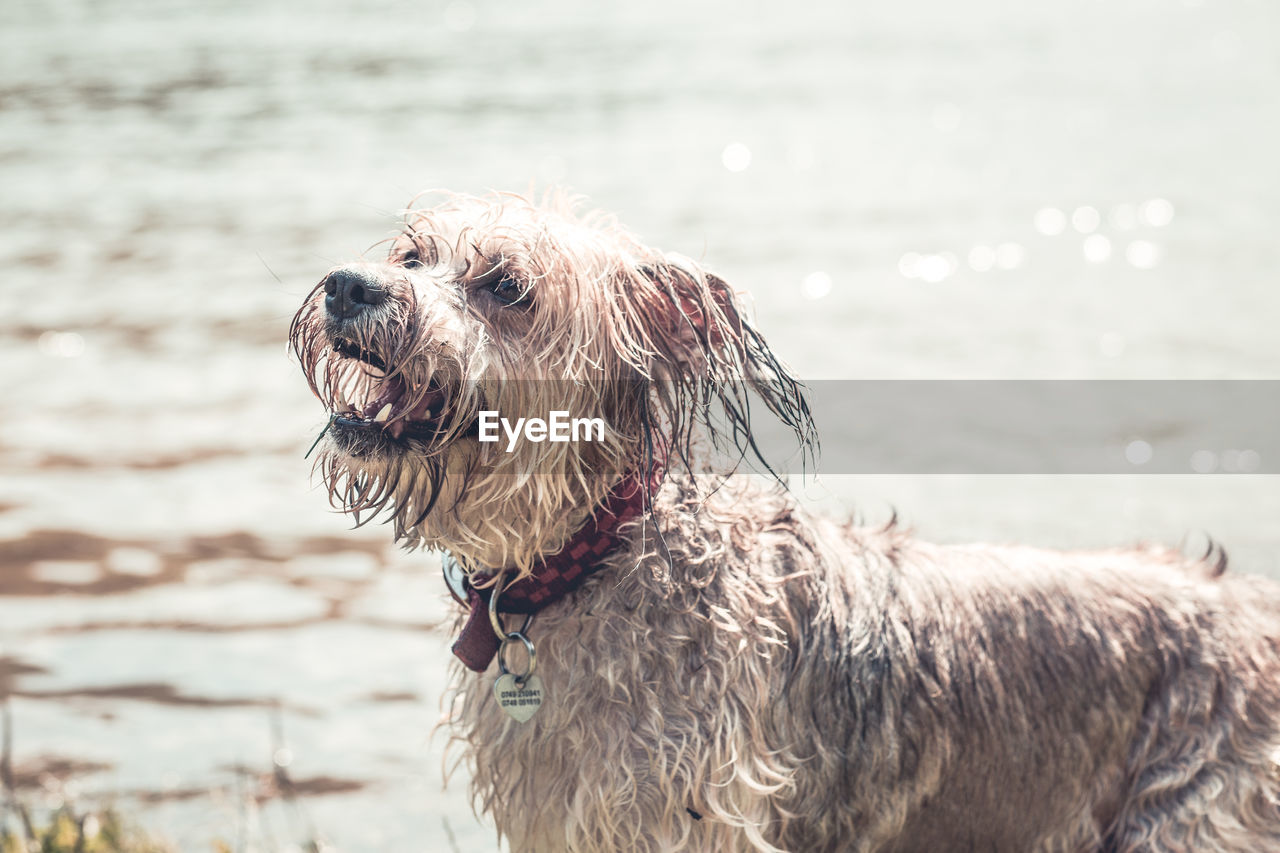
[290,191,1280,852]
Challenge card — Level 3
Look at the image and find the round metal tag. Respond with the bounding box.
[493,672,544,723]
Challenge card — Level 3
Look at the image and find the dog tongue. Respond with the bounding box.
[401,386,445,421]
[367,376,406,417]
[371,379,447,439]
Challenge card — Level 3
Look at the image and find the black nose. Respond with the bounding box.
[323,268,387,320]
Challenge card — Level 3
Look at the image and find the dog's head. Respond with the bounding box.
[289,191,814,573]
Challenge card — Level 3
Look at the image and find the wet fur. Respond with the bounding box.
[292,191,1280,852]
[450,476,1280,852]
[289,190,810,572]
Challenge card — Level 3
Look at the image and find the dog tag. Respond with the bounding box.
[493,673,544,723]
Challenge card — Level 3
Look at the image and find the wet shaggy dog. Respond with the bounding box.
[290,192,1280,852]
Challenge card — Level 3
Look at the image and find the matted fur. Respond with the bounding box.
[291,191,1280,852]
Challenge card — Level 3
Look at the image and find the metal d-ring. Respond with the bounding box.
[487,570,533,642]
[497,631,537,682]
[441,553,469,607]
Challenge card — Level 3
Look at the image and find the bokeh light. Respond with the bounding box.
[721,142,752,172]
[1191,450,1218,473]
[1125,440,1153,466]
[1125,240,1162,269]
[1141,198,1175,228]
[1083,234,1112,263]
[1071,206,1100,233]
[1034,208,1067,236]
[802,271,832,300]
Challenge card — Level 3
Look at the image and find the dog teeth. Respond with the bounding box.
[374,404,393,423]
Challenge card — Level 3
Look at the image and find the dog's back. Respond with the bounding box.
[804,535,1280,852]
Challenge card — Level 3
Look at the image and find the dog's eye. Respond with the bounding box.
[485,275,527,306]
[398,250,423,270]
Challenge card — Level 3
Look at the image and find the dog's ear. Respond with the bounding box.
[615,255,817,480]
[639,261,732,370]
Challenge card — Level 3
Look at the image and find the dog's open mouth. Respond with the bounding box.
[332,338,387,372]
[327,338,451,441]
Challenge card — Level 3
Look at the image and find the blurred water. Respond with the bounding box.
[1,0,1279,849]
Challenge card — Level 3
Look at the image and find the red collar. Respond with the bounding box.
[450,469,656,672]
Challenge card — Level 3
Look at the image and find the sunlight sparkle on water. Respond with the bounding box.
[1220,449,1261,473]
[1083,234,1112,263]
[1191,450,1218,474]
[1034,208,1066,236]
[898,253,956,283]
[38,329,85,358]
[919,254,956,283]
[722,143,752,172]
[1141,198,1175,227]
[1071,206,1100,233]
[1125,240,1162,269]
[1126,440,1153,466]
[802,271,832,300]
[1234,450,1261,473]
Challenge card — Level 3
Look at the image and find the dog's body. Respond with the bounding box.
[456,473,1280,852]
[291,192,1280,852]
